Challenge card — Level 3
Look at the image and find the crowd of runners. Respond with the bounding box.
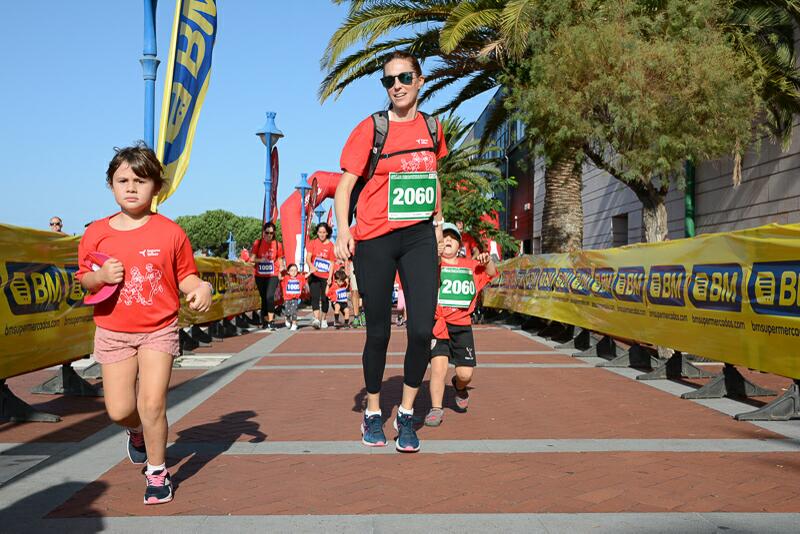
[76,49,500,505]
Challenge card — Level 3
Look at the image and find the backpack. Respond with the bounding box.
[348,110,440,224]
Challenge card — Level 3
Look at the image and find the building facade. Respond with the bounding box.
[465,89,800,252]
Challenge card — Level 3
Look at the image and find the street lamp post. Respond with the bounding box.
[315,208,325,225]
[256,112,284,223]
[295,173,311,271]
[227,231,236,260]
[141,0,160,148]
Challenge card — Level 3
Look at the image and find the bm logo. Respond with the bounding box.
[646,265,686,307]
[688,264,742,312]
[749,261,800,317]
[612,267,646,303]
[3,262,86,315]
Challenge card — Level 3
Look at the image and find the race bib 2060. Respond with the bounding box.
[438,266,476,308]
[387,172,437,221]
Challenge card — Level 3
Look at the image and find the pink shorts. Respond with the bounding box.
[93,320,180,364]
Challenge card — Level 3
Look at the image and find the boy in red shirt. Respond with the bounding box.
[326,268,351,328]
[425,223,497,427]
[281,263,306,331]
[78,144,212,504]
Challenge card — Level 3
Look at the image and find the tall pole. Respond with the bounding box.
[264,136,273,223]
[297,174,310,272]
[141,0,160,148]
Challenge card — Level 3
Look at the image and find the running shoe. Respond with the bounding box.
[351,316,362,328]
[393,411,420,452]
[290,323,298,331]
[424,408,444,427]
[452,376,469,410]
[360,413,387,447]
[143,468,173,505]
[312,318,321,330]
[285,319,291,328]
[321,320,329,329]
[126,429,147,464]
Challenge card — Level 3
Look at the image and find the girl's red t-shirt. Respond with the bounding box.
[251,239,284,278]
[281,273,306,298]
[76,214,198,333]
[340,113,448,241]
[307,238,335,279]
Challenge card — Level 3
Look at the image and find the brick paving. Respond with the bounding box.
[3,322,800,532]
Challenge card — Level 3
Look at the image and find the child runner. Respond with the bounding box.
[326,268,351,328]
[425,223,497,427]
[77,144,212,504]
[281,264,306,330]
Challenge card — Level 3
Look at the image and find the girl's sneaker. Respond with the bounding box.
[126,429,147,464]
[285,319,291,328]
[360,413,387,447]
[393,412,420,452]
[290,323,298,331]
[424,408,444,427]
[143,468,173,505]
[321,320,329,329]
[452,376,469,410]
[312,318,321,329]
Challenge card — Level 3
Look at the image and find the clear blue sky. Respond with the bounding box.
[0,1,494,235]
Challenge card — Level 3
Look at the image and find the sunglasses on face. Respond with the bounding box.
[264,230,274,235]
[380,71,415,89]
[50,222,62,227]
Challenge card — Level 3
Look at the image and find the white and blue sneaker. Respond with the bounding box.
[360,413,387,447]
[393,411,420,452]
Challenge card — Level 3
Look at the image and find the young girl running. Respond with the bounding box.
[335,51,448,452]
[425,223,496,427]
[281,263,307,330]
[78,144,212,505]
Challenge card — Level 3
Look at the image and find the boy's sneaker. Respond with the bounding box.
[126,429,147,464]
[424,408,444,427]
[321,320,329,329]
[290,323,298,331]
[452,376,469,410]
[143,468,173,505]
[360,413,387,447]
[312,318,321,330]
[393,411,420,452]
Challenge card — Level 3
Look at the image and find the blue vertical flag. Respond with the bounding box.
[155,0,217,207]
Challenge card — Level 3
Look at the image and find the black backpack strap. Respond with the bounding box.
[419,111,439,155]
[349,111,389,225]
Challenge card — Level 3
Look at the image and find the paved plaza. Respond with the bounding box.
[2,321,800,532]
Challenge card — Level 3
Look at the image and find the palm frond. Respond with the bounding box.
[440,0,504,53]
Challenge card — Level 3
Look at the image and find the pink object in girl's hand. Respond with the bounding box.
[83,251,119,305]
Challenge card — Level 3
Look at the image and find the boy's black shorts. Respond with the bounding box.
[431,324,476,367]
[334,301,349,310]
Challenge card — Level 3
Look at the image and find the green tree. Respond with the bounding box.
[175,210,276,257]
[438,114,518,255]
[507,0,761,242]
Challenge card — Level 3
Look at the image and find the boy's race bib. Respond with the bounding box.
[438,266,476,308]
[285,279,301,296]
[314,257,331,273]
[336,288,349,303]
[387,172,437,221]
[256,261,274,276]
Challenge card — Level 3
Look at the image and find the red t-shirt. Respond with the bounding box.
[307,238,335,279]
[281,273,306,299]
[340,113,448,241]
[327,280,350,303]
[433,257,496,339]
[77,214,198,333]
[460,234,479,258]
[251,239,284,278]
[239,249,251,262]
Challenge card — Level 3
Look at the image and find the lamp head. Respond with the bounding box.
[256,111,284,147]
[294,172,311,193]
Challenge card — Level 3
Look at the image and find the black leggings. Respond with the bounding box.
[256,276,279,319]
[355,221,438,394]
[308,275,330,313]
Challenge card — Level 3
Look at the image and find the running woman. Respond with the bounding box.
[306,222,334,329]
[425,223,497,427]
[281,264,306,331]
[335,51,448,452]
[252,222,285,330]
[326,268,351,328]
[77,144,212,504]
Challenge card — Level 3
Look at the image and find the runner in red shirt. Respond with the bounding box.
[334,51,448,452]
[326,268,352,328]
[281,263,307,331]
[425,223,497,427]
[252,221,285,330]
[305,222,334,329]
[77,144,212,505]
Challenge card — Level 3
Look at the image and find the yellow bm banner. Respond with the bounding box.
[1,224,259,380]
[483,223,800,379]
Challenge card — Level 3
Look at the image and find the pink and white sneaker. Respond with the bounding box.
[143,468,173,505]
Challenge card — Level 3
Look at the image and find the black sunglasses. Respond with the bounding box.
[380,71,415,89]
[50,222,62,226]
